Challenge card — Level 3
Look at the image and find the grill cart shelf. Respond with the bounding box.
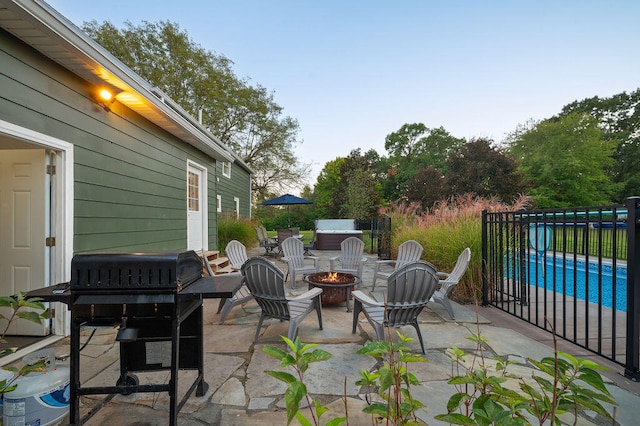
[27,251,242,426]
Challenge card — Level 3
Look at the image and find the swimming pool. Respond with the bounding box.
[510,254,627,312]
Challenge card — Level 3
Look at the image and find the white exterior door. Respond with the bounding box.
[187,162,208,251]
[0,149,49,336]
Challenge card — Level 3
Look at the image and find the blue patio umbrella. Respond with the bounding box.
[262,194,313,227]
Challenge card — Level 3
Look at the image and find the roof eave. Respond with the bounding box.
[1,0,234,162]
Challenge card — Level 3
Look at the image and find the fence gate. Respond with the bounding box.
[481,198,640,379]
[377,214,391,259]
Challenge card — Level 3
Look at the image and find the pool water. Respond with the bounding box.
[510,254,627,312]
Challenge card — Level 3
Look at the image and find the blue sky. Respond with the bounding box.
[47,0,640,185]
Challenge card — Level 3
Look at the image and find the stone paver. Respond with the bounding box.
[300,343,376,396]
[41,246,640,425]
[479,324,556,361]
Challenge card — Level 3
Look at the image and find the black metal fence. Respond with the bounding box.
[356,216,390,257]
[482,197,640,379]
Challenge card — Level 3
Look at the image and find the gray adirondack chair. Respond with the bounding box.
[303,232,316,256]
[351,260,439,353]
[431,248,471,320]
[281,237,319,288]
[372,240,424,290]
[241,257,323,342]
[218,240,254,324]
[329,237,367,281]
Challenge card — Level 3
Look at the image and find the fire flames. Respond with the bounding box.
[316,272,340,283]
[309,271,354,284]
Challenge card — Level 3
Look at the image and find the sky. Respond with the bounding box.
[46,0,640,186]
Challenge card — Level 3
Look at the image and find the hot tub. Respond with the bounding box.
[315,219,363,250]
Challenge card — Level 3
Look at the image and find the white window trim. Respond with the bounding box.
[217,195,222,213]
[186,160,208,250]
[234,197,240,218]
[222,161,231,178]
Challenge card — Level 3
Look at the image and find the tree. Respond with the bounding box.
[508,113,618,208]
[337,149,382,219]
[405,167,446,210]
[313,158,345,218]
[382,123,465,201]
[340,168,381,220]
[82,20,308,197]
[384,124,465,172]
[384,123,429,160]
[445,138,528,203]
[312,149,382,219]
[559,89,640,201]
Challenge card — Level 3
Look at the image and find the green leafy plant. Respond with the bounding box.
[263,336,347,426]
[0,291,50,395]
[435,320,617,425]
[356,332,426,425]
[0,292,50,358]
[0,358,48,396]
[264,333,428,426]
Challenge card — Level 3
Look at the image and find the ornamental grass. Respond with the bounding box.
[382,194,532,302]
[217,214,259,253]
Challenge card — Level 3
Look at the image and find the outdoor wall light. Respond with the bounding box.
[96,88,116,112]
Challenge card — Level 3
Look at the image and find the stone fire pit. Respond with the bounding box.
[304,272,359,311]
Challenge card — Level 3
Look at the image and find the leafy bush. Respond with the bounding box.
[254,204,316,231]
[383,194,532,302]
[217,214,258,252]
[263,326,616,426]
[264,333,426,426]
[0,292,50,357]
[436,320,616,425]
[356,332,427,425]
[0,292,50,395]
[264,337,346,426]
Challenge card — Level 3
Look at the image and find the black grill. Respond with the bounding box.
[28,250,241,426]
[70,251,203,292]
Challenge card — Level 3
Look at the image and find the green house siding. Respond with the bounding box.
[1,28,224,252]
[217,160,251,218]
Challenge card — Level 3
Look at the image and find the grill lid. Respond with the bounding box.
[70,251,203,292]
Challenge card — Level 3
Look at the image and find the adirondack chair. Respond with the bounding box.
[352,260,439,353]
[256,226,278,256]
[431,248,471,320]
[226,239,249,270]
[241,257,323,342]
[281,237,319,288]
[303,232,316,256]
[372,240,424,290]
[329,237,367,281]
[276,228,295,257]
[217,240,253,324]
[289,227,301,237]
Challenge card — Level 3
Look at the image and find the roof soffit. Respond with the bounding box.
[0,0,234,162]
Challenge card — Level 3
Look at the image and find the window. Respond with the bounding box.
[217,195,222,213]
[188,171,199,212]
[222,161,231,178]
[234,197,240,218]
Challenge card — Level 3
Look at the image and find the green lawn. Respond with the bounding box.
[549,227,627,260]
